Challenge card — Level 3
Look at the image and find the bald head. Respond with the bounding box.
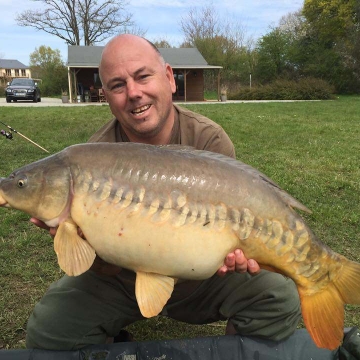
[96,33,177,145]
[99,34,165,82]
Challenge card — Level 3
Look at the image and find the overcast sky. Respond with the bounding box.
[0,0,302,65]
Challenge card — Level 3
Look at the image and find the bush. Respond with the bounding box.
[229,78,336,100]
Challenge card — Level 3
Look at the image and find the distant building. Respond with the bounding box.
[66,46,222,103]
[0,59,32,86]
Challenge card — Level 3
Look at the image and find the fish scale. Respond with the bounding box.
[1,142,360,350]
[73,159,330,288]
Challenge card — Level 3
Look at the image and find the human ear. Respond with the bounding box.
[165,64,176,94]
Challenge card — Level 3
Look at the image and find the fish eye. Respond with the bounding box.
[17,177,27,188]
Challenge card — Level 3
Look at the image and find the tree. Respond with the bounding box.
[30,46,68,96]
[16,0,134,46]
[303,0,358,43]
[255,9,315,83]
[180,4,246,55]
[179,3,249,90]
[180,4,221,42]
[152,39,173,48]
[278,10,306,40]
[254,28,295,83]
[303,0,360,92]
[30,46,64,69]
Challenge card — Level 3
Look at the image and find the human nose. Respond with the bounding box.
[126,79,142,99]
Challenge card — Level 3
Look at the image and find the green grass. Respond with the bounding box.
[0,97,360,349]
[204,90,218,100]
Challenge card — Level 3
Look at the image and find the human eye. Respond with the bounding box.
[111,82,125,92]
[137,73,152,82]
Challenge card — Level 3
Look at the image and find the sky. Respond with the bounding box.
[0,0,303,66]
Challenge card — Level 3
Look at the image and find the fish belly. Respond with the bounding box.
[71,194,238,280]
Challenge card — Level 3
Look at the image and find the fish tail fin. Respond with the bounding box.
[299,258,360,350]
[333,257,360,304]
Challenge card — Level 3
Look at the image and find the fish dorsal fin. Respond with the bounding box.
[54,219,96,276]
[135,272,175,318]
[157,144,195,151]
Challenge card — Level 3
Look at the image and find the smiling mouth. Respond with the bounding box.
[131,104,151,116]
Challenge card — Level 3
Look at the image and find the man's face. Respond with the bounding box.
[100,37,176,143]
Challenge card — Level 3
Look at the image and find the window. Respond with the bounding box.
[21,69,26,76]
[5,69,11,76]
[15,69,19,76]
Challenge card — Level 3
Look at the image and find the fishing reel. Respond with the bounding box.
[1,129,13,140]
[0,120,49,152]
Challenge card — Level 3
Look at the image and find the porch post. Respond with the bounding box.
[184,70,187,102]
[217,69,221,101]
[67,67,72,103]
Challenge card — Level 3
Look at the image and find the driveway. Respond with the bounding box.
[1,97,319,107]
[1,97,109,107]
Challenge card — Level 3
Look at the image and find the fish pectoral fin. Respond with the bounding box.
[135,272,175,318]
[54,219,96,276]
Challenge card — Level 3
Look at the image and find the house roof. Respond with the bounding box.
[67,46,222,69]
[0,59,29,69]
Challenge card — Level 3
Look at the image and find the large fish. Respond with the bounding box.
[0,143,359,350]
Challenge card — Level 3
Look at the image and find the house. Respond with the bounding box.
[0,59,32,86]
[66,46,222,103]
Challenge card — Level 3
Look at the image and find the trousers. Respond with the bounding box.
[26,269,301,350]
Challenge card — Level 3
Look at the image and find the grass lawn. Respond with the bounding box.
[0,96,359,349]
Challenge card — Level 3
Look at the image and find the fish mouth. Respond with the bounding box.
[131,104,152,117]
[0,194,9,207]
[0,178,9,207]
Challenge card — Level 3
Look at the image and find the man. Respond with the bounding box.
[26,34,301,350]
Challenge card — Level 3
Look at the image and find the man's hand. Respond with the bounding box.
[30,217,57,237]
[217,249,261,277]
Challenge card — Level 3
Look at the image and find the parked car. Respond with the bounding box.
[5,78,41,103]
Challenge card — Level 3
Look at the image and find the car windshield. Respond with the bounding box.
[11,79,35,86]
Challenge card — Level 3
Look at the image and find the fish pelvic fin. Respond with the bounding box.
[54,219,96,276]
[299,257,360,350]
[135,272,175,318]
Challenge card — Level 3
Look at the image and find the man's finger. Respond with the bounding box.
[248,259,261,275]
[234,249,248,273]
[30,217,49,231]
[216,265,229,277]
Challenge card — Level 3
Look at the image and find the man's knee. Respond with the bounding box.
[25,276,106,350]
[25,272,142,350]
[254,272,302,329]
[26,302,63,349]
[26,299,109,350]
[26,311,47,349]
[221,271,301,341]
[274,273,301,310]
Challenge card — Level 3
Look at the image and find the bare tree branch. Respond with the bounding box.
[16,0,135,46]
[180,4,221,44]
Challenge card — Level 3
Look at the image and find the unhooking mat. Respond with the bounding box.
[1,328,359,360]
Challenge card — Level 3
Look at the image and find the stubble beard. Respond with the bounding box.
[127,103,173,140]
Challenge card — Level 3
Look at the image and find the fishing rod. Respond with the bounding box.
[0,120,49,153]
